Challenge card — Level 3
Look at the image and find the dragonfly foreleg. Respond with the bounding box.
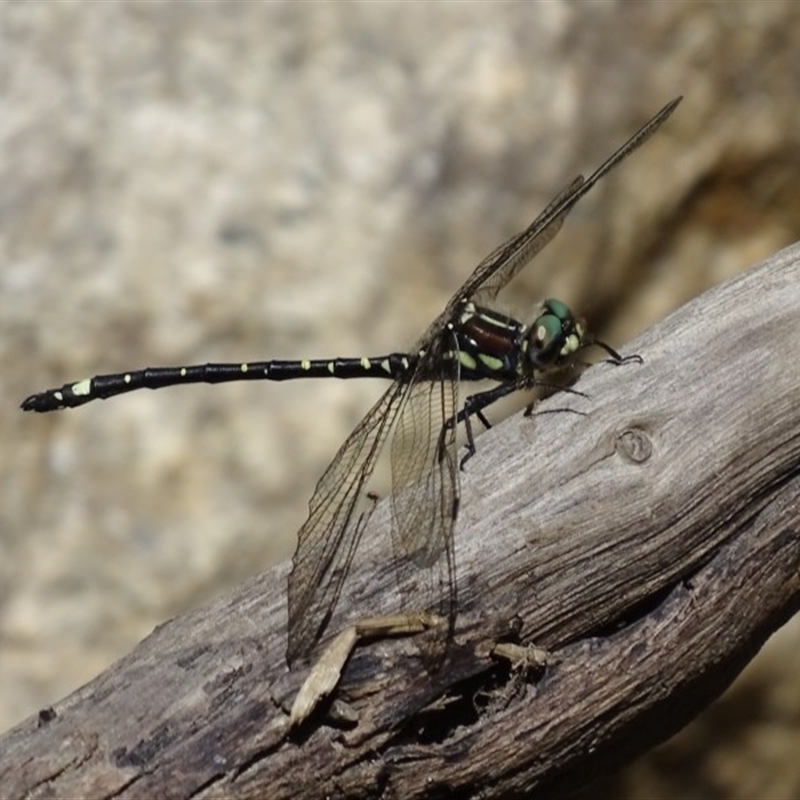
[588,337,643,366]
[522,379,589,416]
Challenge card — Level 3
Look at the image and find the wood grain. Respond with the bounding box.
[2,242,800,799]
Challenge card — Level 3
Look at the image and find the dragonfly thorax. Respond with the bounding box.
[524,298,586,372]
[452,302,528,381]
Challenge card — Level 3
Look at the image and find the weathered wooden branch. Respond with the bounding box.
[3,243,800,799]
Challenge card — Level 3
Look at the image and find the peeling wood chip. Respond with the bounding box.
[290,612,443,728]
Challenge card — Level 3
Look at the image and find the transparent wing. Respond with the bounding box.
[446,97,682,311]
[286,377,412,664]
[390,340,459,664]
[462,175,584,309]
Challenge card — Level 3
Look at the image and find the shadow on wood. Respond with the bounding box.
[2,243,800,799]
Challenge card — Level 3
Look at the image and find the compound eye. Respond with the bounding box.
[542,298,571,322]
[528,313,563,367]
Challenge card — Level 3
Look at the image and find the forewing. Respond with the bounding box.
[389,341,459,663]
[447,97,681,310]
[461,175,584,309]
[286,377,410,664]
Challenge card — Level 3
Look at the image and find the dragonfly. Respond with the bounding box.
[22,97,681,666]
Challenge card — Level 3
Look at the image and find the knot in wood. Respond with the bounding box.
[616,427,653,464]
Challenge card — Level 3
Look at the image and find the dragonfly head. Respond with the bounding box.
[526,298,585,371]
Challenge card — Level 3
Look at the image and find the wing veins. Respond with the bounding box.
[286,376,413,663]
[448,96,682,308]
[390,343,459,662]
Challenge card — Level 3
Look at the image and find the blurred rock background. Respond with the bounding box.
[1,2,799,797]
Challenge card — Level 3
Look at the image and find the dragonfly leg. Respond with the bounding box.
[450,407,493,467]
[458,382,521,470]
[522,379,589,416]
[590,337,643,366]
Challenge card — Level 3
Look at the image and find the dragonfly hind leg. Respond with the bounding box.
[454,382,521,470]
[444,377,596,470]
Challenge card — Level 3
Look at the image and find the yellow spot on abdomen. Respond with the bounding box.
[70,379,92,396]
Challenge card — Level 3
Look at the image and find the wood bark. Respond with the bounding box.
[2,243,800,799]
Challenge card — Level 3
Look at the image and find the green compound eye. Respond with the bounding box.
[542,298,571,323]
[535,313,564,351]
[527,299,584,369]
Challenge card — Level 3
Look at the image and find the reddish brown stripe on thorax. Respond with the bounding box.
[459,309,522,356]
